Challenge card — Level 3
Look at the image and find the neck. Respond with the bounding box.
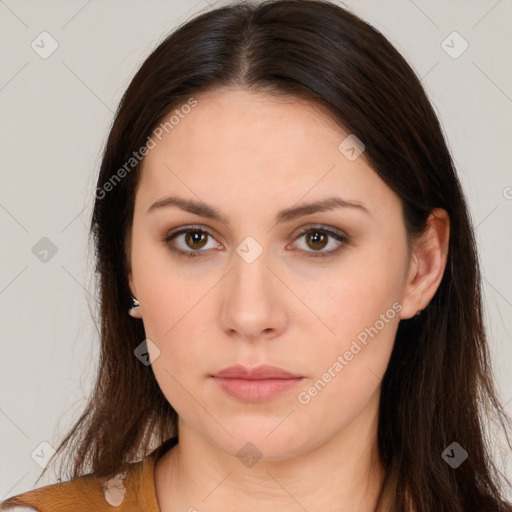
[155,392,388,512]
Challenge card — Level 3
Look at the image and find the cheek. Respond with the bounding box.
[296,242,405,396]
[130,241,217,380]
[295,274,401,426]
[305,247,406,345]
[130,231,198,334]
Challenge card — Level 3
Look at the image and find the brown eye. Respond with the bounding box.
[163,227,219,258]
[293,226,349,258]
[305,231,329,251]
[185,230,208,250]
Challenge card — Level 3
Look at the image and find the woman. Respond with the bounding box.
[1,0,510,511]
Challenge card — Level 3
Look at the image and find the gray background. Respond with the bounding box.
[1,0,511,501]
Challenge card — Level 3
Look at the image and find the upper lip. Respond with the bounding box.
[212,364,303,379]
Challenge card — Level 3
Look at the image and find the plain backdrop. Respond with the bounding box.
[1,0,511,501]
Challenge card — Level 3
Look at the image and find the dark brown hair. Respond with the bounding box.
[31,1,512,510]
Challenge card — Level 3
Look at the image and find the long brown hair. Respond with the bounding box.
[33,1,511,510]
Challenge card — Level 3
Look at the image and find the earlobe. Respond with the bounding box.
[127,273,143,319]
[128,296,143,319]
[400,208,450,319]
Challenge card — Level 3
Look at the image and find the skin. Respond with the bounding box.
[127,88,450,512]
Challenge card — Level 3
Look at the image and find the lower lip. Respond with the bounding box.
[212,377,304,402]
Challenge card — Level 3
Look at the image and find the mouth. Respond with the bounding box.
[210,364,305,402]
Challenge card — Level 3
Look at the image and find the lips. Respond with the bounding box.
[212,364,302,379]
[211,364,304,402]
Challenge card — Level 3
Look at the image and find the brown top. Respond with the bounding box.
[0,437,178,512]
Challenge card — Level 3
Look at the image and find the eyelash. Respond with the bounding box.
[162,225,349,259]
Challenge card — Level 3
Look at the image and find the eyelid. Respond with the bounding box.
[165,224,217,240]
[291,223,347,240]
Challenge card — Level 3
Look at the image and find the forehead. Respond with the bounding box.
[136,88,396,218]
[150,89,342,159]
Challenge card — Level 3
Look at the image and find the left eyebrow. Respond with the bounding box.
[147,195,371,224]
[276,196,371,223]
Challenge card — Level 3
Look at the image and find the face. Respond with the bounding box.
[127,88,415,460]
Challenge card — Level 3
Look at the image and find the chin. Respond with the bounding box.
[209,423,309,463]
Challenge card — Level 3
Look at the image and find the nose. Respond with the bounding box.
[219,246,288,342]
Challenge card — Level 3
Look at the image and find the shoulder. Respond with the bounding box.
[1,437,177,512]
[0,460,147,512]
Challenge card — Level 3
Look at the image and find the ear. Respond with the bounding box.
[125,227,142,319]
[127,272,143,319]
[400,208,450,319]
